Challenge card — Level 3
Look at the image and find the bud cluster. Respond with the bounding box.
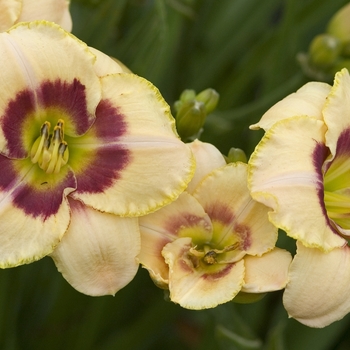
[173,88,219,140]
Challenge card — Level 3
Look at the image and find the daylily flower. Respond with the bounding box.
[0,21,194,296]
[249,68,350,327]
[138,140,291,309]
[0,0,72,32]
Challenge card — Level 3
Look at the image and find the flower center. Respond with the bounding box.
[30,119,69,174]
[324,155,350,229]
[188,243,240,266]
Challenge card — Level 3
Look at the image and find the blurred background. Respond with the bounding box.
[1,0,350,349]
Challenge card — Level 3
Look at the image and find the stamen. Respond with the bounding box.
[324,156,350,229]
[189,246,205,258]
[53,142,68,174]
[189,242,241,266]
[30,120,69,174]
[31,122,50,163]
[324,156,350,191]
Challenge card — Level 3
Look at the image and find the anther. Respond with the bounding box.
[203,251,217,265]
[30,120,69,174]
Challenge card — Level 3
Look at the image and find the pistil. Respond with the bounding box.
[30,119,69,174]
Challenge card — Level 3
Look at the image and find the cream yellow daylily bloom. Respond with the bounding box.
[0,21,194,296]
[138,140,291,310]
[0,0,72,32]
[249,68,350,327]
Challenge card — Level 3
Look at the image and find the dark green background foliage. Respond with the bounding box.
[1,1,350,349]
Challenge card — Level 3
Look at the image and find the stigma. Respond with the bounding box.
[30,119,69,174]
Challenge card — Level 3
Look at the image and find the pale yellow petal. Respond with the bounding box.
[0,0,21,32]
[59,2,72,32]
[186,139,226,194]
[323,68,350,157]
[0,160,73,267]
[51,198,140,296]
[0,21,100,154]
[250,82,331,131]
[89,47,125,77]
[17,0,72,32]
[242,248,292,293]
[249,116,346,250]
[72,73,195,217]
[163,237,245,310]
[194,163,278,255]
[138,191,212,288]
[283,241,350,328]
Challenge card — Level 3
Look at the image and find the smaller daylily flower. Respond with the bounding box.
[0,21,194,296]
[0,0,72,32]
[249,68,350,327]
[138,140,291,310]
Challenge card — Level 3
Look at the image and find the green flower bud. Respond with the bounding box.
[226,147,247,163]
[179,89,197,103]
[196,88,219,114]
[175,100,206,140]
[327,3,350,45]
[174,90,196,114]
[309,34,342,68]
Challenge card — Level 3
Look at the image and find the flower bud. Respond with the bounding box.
[327,3,350,45]
[196,88,219,114]
[180,89,197,103]
[175,100,207,140]
[226,147,247,163]
[309,34,342,68]
[174,88,219,140]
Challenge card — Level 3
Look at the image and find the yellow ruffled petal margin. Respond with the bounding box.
[248,116,346,251]
[283,242,350,327]
[138,156,288,309]
[0,21,99,154]
[163,237,245,310]
[323,68,350,157]
[138,191,212,289]
[194,162,278,255]
[0,0,72,32]
[250,82,331,131]
[0,161,74,268]
[89,47,126,77]
[72,73,195,217]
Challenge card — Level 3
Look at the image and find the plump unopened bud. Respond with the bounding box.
[309,34,342,68]
[196,88,219,114]
[327,3,350,45]
[180,89,197,103]
[226,147,247,163]
[175,100,207,140]
[174,89,197,114]
[174,88,220,139]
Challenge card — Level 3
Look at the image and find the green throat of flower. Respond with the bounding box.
[30,119,69,174]
[324,155,350,230]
